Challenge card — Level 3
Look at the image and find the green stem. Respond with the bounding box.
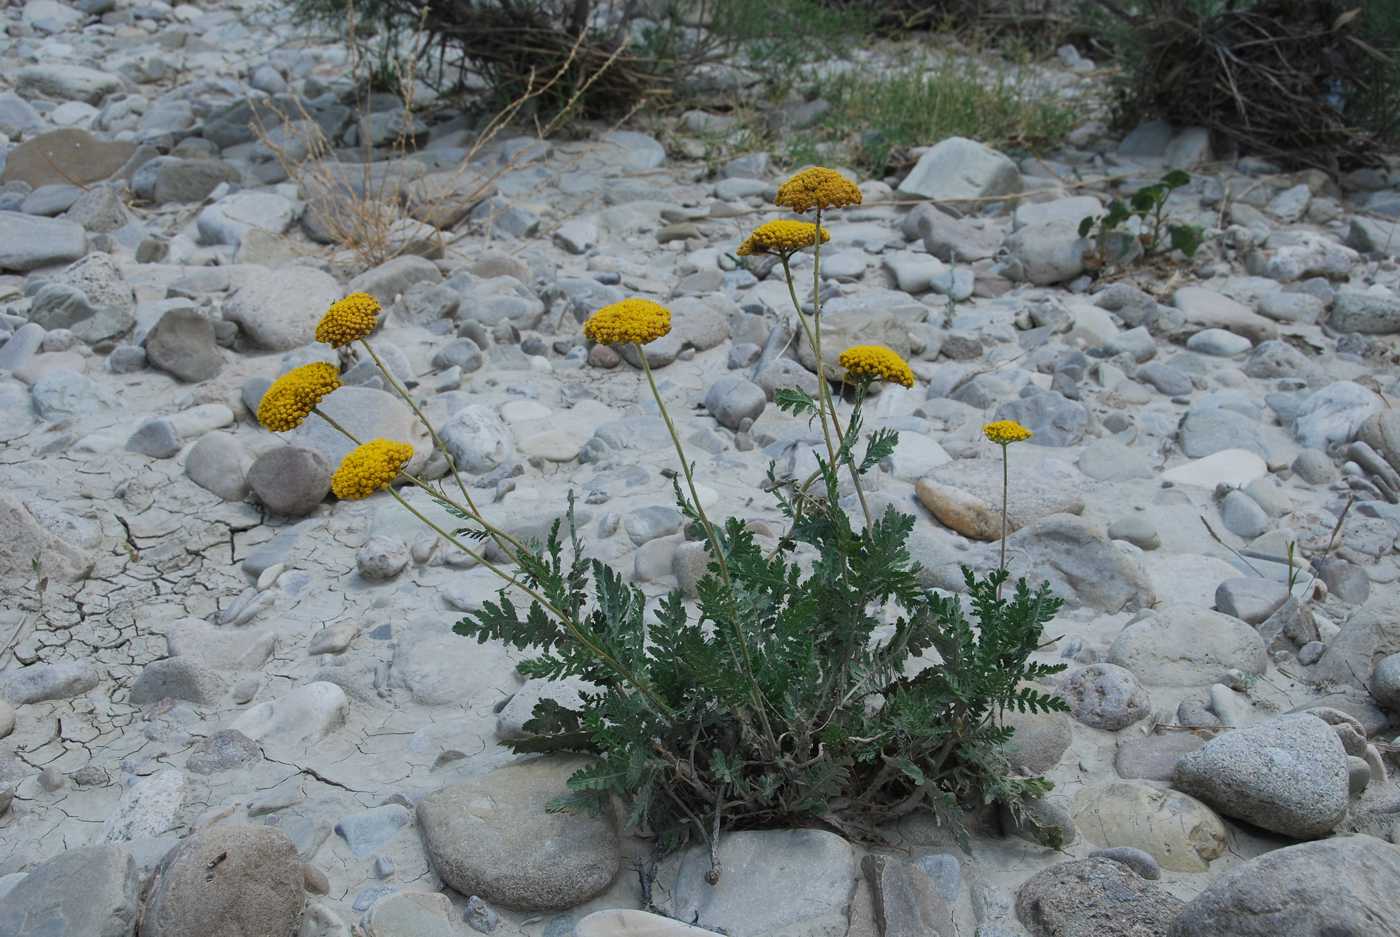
[999,442,1009,598]
[358,337,528,561]
[387,485,675,719]
[779,254,873,530]
[635,342,778,750]
[636,344,731,586]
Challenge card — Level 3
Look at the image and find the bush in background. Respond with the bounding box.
[1087,0,1400,170]
[290,0,873,115]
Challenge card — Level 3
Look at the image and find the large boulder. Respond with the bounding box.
[417,759,621,911]
[0,845,139,937]
[15,67,124,106]
[916,456,1084,541]
[1016,858,1183,937]
[1169,835,1400,937]
[1172,714,1349,839]
[286,386,429,474]
[655,829,858,937]
[897,137,1021,202]
[222,266,341,351]
[1071,781,1227,872]
[0,211,86,272]
[1001,515,1156,612]
[0,492,93,584]
[140,825,304,937]
[0,128,134,187]
[1311,591,1400,693]
[1108,605,1266,686]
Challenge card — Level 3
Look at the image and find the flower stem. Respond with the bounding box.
[310,405,524,565]
[635,343,777,751]
[999,442,1009,598]
[357,338,528,561]
[387,485,675,719]
[778,254,873,530]
[636,344,730,586]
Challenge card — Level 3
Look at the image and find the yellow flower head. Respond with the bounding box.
[838,345,914,388]
[583,298,672,346]
[257,362,341,432]
[984,420,1033,446]
[331,438,414,500]
[737,220,831,257]
[774,167,863,214]
[316,292,382,348]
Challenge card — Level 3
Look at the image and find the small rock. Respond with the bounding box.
[126,417,182,459]
[185,729,262,775]
[1370,653,1400,711]
[417,759,621,911]
[1063,663,1151,730]
[1016,858,1183,937]
[1,660,100,704]
[898,137,1021,201]
[184,431,250,501]
[1090,847,1161,880]
[1219,489,1270,539]
[129,658,227,705]
[247,446,331,516]
[357,535,410,581]
[994,392,1088,447]
[704,375,766,431]
[1186,328,1252,356]
[1215,578,1289,624]
[655,829,857,937]
[145,307,223,382]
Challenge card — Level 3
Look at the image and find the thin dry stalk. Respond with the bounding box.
[251,24,622,271]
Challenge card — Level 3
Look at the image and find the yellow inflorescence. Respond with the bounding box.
[583,298,672,346]
[838,345,915,388]
[774,167,863,214]
[331,439,414,500]
[257,362,342,432]
[736,220,831,257]
[984,420,1034,446]
[316,292,382,348]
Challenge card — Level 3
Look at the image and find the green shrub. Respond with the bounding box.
[1088,0,1400,169]
[793,59,1078,175]
[456,523,1067,853]
[289,0,873,115]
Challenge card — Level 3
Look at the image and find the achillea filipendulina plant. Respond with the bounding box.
[316,292,382,347]
[267,167,1068,881]
[985,419,1033,590]
[331,439,414,500]
[838,344,915,388]
[774,165,863,213]
[736,219,831,257]
[582,298,672,345]
[256,362,342,431]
